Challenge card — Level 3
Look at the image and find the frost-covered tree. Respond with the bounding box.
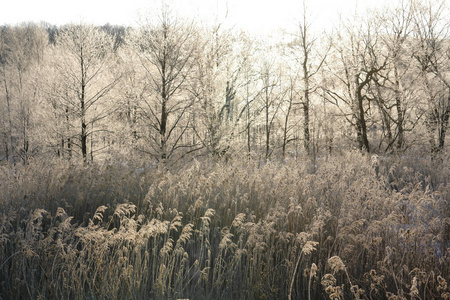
[0,24,47,164]
[128,7,199,162]
[49,24,120,162]
[412,0,450,154]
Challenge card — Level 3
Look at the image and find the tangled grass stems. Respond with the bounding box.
[0,152,448,299]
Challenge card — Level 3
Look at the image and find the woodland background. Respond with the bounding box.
[0,0,449,299]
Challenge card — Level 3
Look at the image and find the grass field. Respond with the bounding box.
[0,152,449,299]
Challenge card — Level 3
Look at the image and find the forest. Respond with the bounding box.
[0,0,449,299]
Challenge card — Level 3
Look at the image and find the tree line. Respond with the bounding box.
[1,0,449,165]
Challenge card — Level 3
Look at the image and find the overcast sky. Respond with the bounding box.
[1,0,390,34]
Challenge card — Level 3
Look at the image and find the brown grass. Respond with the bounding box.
[0,152,449,299]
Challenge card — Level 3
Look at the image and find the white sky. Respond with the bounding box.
[1,0,391,34]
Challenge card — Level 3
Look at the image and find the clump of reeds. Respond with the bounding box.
[0,152,448,299]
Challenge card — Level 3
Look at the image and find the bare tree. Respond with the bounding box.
[412,0,450,154]
[0,24,47,164]
[189,24,237,157]
[259,59,285,161]
[50,24,120,162]
[325,16,386,152]
[129,7,199,162]
[358,1,421,153]
[288,1,329,156]
[382,2,414,151]
[232,33,261,157]
[0,27,15,164]
[281,69,300,160]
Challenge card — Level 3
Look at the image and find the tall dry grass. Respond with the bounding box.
[0,152,448,299]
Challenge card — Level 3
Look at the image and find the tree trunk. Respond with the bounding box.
[265,87,270,162]
[90,122,94,162]
[65,107,72,159]
[282,92,293,160]
[68,137,72,158]
[4,78,15,165]
[423,75,440,154]
[160,100,167,160]
[302,45,311,156]
[4,134,8,161]
[375,84,393,150]
[81,122,87,161]
[303,101,310,155]
[80,48,87,162]
[394,63,404,150]
[438,91,450,150]
[355,75,370,152]
[427,110,439,154]
[246,85,251,155]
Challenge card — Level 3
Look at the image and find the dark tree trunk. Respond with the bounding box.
[80,47,87,162]
[68,137,72,158]
[355,75,370,152]
[81,122,87,160]
[65,107,72,159]
[375,84,393,150]
[303,101,310,155]
[282,91,293,160]
[394,63,404,150]
[90,123,94,162]
[160,96,167,160]
[438,91,450,150]
[301,32,311,156]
